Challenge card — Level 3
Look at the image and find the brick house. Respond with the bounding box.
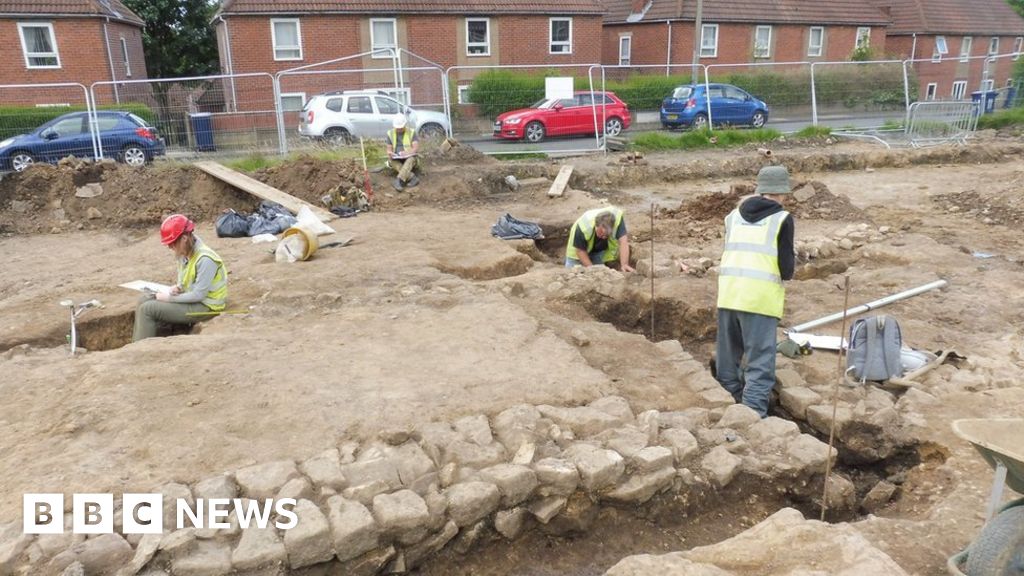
[877,0,1024,102]
[0,0,147,105]
[600,0,890,70]
[214,0,606,113]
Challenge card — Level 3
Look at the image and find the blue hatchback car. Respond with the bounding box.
[660,83,769,130]
[0,111,166,172]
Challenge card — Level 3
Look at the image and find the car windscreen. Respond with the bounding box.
[530,98,552,109]
[671,87,693,99]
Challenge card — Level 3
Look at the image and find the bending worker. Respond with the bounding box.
[714,165,796,417]
[387,115,420,190]
[565,206,635,272]
[132,214,228,342]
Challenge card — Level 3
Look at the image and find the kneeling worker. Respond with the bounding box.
[565,206,635,272]
[132,214,228,342]
[387,115,419,190]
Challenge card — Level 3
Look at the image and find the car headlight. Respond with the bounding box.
[0,138,15,148]
[505,118,522,125]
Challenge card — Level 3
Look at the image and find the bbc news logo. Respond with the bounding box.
[24,494,298,534]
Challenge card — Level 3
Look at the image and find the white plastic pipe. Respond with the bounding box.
[788,279,948,334]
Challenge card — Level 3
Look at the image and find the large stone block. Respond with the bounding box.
[785,434,836,473]
[527,496,568,524]
[454,414,494,446]
[284,499,333,569]
[231,524,286,571]
[384,442,437,489]
[326,496,379,562]
[494,508,529,540]
[479,464,539,507]
[171,540,232,576]
[441,440,508,470]
[532,458,580,497]
[444,482,501,527]
[745,416,801,446]
[235,461,299,500]
[300,448,348,490]
[372,490,430,537]
[193,475,238,501]
[605,468,676,504]
[630,446,674,473]
[564,444,625,492]
[592,426,650,458]
[779,387,822,420]
[660,428,699,464]
[48,534,132,576]
[715,404,761,430]
[701,446,742,488]
[658,408,710,432]
[537,405,625,438]
[588,396,635,422]
[492,404,545,453]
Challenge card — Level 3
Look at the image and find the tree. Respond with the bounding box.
[1007,0,1024,18]
[122,0,220,79]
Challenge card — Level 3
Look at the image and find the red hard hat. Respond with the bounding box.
[160,214,195,245]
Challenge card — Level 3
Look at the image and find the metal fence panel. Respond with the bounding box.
[906,101,979,147]
[90,73,280,161]
[808,60,908,130]
[703,61,812,130]
[0,83,95,172]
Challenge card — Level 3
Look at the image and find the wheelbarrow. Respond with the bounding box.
[947,418,1024,575]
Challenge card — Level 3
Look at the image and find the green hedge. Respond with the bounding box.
[465,66,915,117]
[0,103,156,140]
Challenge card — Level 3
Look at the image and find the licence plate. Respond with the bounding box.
[666,114,678,120]
[493,122,501,132]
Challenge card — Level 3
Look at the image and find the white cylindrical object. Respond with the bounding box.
[788,279,948,334]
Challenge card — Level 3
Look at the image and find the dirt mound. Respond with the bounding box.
[933,183,1024,226]
[254,156,365,207]
[0,162,255,235]
[789,180,869,221]
[421,141,495,165]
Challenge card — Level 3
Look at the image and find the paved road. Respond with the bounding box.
[460,109,907,155]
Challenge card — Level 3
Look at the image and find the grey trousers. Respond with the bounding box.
[715,308,778,417]
[389,157,418,183]
[132,297,213,342]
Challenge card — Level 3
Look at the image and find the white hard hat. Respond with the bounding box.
[393,116,408,129]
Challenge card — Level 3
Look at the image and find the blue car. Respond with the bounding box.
[660,83,769,130]
[0,111,166,172]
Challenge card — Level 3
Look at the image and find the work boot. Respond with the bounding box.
[407,174,420,188]
[392,177,404,191]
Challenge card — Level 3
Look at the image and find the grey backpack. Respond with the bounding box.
[847,315,904,382]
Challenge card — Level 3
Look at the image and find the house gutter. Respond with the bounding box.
[910,33,917,61]
[218,16,239,112]
[102,17,120,103]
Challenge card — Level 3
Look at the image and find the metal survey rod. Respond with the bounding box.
[788,279,948,334]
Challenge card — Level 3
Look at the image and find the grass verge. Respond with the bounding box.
[632,128,782,152]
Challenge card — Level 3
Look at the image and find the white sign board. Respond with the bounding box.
[545,77,575,100]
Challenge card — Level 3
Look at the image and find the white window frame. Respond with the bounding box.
[960,36,972,62]
[270,18,302,61]
[952,80,967,100]
[280,92,306,112]
[981,79,995,91]
[382,87,411,105]
[17,22,61,69]
[457,85,471,104]
[120,37,131,77]
[618,34,631,66]
[549,17,573,55]
[1013,37,1023,60]
[700,24,719,58]
[754,25,772,58]
[465,18,490,57]
[855,27,871,50]
[988,36,999,55]
[925,83,937,101]
[371,18,398,59]
[807,26,824,57]
[932,35,947,61]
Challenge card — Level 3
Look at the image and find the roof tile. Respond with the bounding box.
[0,0,143,26]
[603,0,890,26]
[220,0,605,15]
[877,0,1024,36]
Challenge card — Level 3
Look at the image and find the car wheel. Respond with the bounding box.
[524,121,545,143]
[751,110,767,128]
[121,145,147,167]
[324,127,351,146]
[418,123,446,141]
[11,151,35,172]
[605,117,623,137]
[691,113,709,131]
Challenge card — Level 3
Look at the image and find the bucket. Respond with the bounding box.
[279,226,319,261]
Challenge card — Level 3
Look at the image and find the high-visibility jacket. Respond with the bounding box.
[387,128,414,152]
[178,242,227,312]
[717,208,789,319]
[565,207,624,264]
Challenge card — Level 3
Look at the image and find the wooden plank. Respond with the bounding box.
[547,165,573,198]
[194,161,336,222]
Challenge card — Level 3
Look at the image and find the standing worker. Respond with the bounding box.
[714,165,796,417]
[565,206,635,272]
[387,116,420,190]
[132,214,228,342]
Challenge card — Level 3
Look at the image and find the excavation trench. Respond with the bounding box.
[3,308,194,353]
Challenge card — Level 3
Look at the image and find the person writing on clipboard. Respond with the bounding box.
[387,115,420,191]
[132,214,228,342]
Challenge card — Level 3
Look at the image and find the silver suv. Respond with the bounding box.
[298,90,450,143]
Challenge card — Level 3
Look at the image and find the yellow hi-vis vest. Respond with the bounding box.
[565,207,624,264]
[717,208,788,319]
[178,243,228,312]
[387,128,414,151]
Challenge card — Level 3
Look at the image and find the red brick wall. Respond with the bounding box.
[106,22,148,83]
[0,18,144,105]
[893,34,1023,100]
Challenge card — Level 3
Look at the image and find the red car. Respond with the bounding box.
[493,91,631,143]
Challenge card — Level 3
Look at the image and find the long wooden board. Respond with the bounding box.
[548,165,573,198]
[194,161,336,222]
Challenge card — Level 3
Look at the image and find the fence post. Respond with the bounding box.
[88,83,106,160]
[272,74,288,156]
[702,65,713,131]
[902,60,912,128]
[810,63,818,126]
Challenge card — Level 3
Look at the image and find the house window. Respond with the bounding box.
[457,85,471,104]
[855,27,871,50]
[1014,37,1023,60]
[925,83,937,101]
[754,25,772,58]
[618,35,631,65]
[371,18,398,58]
[17,23,60,69]
[549,18,572,54]
[466,18,490,56]
[932,36,947,61]
[952,80,967,100]
[808,26,824,57]
[960,37,972,62]
[700,24,719,58]
[988,36,999,55]
[271,19,302,61]
[280,92,305,112]
[383,87,410,105]
[981,79,994,91]
[120,37,131,77]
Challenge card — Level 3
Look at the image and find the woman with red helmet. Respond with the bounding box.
[132,214,229,341]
